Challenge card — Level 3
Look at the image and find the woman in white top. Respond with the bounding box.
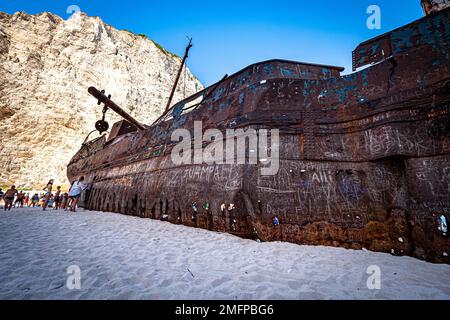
[69,176,87,212]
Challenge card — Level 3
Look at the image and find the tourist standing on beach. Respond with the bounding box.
[53,186,62,210]
[42,179,54,211]
[3,186,18,211]
[0,189,4,209]
[39,194,46,207]
[68,177,87,212]
[66,177,79,211]
[61,193,69,210]
[31,193,39,207]
[14,191,25,208]
[47,195,54,209]
[24,193,30,207]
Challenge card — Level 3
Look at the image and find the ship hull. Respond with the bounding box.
[68,8,450,263]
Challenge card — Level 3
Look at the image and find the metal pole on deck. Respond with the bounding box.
[164,38,193,113]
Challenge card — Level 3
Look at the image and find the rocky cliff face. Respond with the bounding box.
[0,11,203,189]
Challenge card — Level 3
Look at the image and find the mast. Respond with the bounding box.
[164,38,193,113]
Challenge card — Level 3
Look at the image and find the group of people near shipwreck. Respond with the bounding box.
[0,176,87,212]
[1,177,447,238]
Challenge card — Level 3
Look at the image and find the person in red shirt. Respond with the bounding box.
[24,193,30,207]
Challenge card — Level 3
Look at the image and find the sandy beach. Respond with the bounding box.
[0,207,449,300]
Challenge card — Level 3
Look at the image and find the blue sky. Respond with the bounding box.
[1,0,424,86]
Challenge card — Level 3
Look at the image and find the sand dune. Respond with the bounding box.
[0,207,449,300]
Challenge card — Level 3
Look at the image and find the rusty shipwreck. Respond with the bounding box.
[68,2,450,263]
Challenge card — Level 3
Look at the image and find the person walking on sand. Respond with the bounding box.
[53,186,62,210]
[68,176,87,212]
[42,179,54,211]
[3,185,18,211]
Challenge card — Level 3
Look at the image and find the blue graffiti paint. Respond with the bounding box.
[249,83,259,94]
[336,84,358,105]
[432,58,441,66]
[370,43,380,56]
[299,70,313,79]
[308,80,320,96]
[360,69,369,86]
[392,27,416,51]
[239,93,245,104]
[337,177,366,198]
[391,12,450,55]
[212,87,225,101]
[322,105,338,111]
[171,102,185,118]
[263,63,274,76]
[356,48,367,66]
[303,81,310,97]
[280,67,296,77]
[321,68,332,80]
[319,89,328,98]
[217,102,227,111]
[172,114,187,127]
[236,70,250,86]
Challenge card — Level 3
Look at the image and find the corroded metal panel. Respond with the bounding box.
[422,0,450,15]
[353,6,449,70]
